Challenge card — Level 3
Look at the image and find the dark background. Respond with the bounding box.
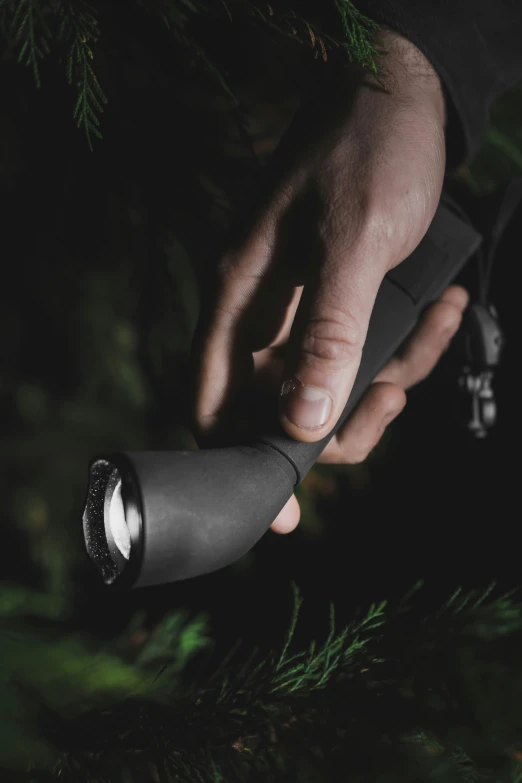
[1,5,521,739]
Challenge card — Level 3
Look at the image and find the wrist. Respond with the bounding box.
[371,27,447,128]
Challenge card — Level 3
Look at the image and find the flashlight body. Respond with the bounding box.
[84,191,482,589]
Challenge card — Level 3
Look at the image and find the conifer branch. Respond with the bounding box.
[3,0,51,88]
[334,0,386,85]
[0,0,386,150]
[20,583,522,782]
[57,0,107,151]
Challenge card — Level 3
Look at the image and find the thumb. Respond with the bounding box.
[278,230,385,443]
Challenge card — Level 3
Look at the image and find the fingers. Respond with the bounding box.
[316,284,469,464]
[319,381,407,464]
[267,285,304,349]
[266,284,469,533]
[270,385,405,536]
[437,285,470,310]
[270,493,301,534]
[190,187,298,447]
[375,285,469,389]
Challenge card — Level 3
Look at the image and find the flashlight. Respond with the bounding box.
[83,193,482,590]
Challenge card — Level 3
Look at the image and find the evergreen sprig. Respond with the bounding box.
[57,0,107,151]
[0,0,384,150]
[2,0,52,88]
[0,0,107,149]
[1,0,521,192]
[271,584,387,694]
[334,0,385,80]
[12,582,522,782]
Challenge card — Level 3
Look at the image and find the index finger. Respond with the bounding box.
[190,194,297,446]
[374,285,469,389]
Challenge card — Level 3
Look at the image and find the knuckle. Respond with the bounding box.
[216,252,238,283]
[319,191,375,242]
[413,362,433,384]
[369,382,406,413]
[218,227,273,284]
[407,346,437,382]
[217,250,247,279]
[213,295,243,324]
[436,302,462,334]
[301,312,362,372]
[213,260,263,325]
[423,303,461,349]
[364,382,393,411]
[359,206,397,247]
[346,442,371,465]
[270,180,297,213]
[420,368,434,384]
[320,200,402,270]
[440,285,469,310]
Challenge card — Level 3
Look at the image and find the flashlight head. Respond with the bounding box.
[82,446,296,589]
[82,455,143,588]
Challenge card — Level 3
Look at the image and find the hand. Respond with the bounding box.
[248,282,468,532]
[190,29,465,533]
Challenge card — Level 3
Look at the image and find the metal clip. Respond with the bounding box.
[459,369,496,438]
[458,302,504,438]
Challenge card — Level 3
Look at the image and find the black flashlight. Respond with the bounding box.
[83,192,482,590]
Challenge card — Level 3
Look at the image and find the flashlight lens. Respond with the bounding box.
[108,477,131,560]
[103,467,131,573]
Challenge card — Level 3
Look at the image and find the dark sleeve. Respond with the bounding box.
[331,1,522,172]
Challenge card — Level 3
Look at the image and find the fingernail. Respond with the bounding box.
[280,379,332,430]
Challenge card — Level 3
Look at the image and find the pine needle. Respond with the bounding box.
[58,0,107,151]
[334,0,386,86]
[276,581,302,671]
[11,583,522,781]
[0,0,387,151]
[10,0,51,88]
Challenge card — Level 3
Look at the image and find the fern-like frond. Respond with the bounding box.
[0,0,386,151]
[270,588,386,695]
[9,0,51,88]
[57,0,107,150]
[334,0,386,84]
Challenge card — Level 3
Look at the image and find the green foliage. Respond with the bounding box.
[0,624,150,770]
[271,584,387,694]
[0,0,384,149]
[456,82,522,195]
[134,610,213,678]
[8,0,51,88]
[3,583,522,780]
[333,0,385,79]
[0,0,108,147]
[0,597,212,772]
[1,0,520,190]
[0,583,70,621]
[57,0,108,151]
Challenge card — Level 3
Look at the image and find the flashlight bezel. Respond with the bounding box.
[85,452,144,590]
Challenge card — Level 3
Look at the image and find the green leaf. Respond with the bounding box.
[0,628,150,770]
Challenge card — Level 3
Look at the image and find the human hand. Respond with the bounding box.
[190,29,467,533]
